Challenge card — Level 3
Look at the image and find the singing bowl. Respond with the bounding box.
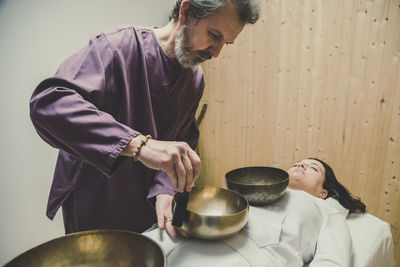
[226,166,289,206]
[173,186,249,240]
[5,229,166,267]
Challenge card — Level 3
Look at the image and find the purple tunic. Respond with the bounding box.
[30,25,204,233]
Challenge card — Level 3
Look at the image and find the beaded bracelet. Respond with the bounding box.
[132,135,152,161]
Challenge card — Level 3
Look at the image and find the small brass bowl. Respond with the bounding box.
[5,229,166,267]
[172,186,249,240]
[226,166,289,206]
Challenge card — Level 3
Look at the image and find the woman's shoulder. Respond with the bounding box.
[320,197,349,216]
[287,189,349,216]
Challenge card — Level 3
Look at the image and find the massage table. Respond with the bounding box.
[144,212,395,266]
[346,212,395,266]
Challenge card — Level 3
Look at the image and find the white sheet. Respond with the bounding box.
[144,206,395,266]
[346,212,395,267]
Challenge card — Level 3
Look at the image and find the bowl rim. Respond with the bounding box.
[225,166,289,187]
[5,229,167,266]
[183,186,249,217]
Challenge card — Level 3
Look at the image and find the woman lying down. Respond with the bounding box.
[143,158,366,266]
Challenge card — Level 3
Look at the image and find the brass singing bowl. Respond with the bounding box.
[5,229,166,267]
[173,186,249,240]
[226,166,289,206]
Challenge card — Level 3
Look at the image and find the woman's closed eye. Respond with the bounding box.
[309,165,323,176]
[311,166,318,171]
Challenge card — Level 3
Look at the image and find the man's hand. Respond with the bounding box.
[155,194,188,239]
[136,138,200,192]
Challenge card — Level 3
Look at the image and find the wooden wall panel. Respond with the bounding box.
[196,0,400,262]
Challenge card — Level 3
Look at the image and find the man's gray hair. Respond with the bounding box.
[169,0,260,25]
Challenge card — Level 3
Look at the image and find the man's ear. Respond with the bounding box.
[179,0,191,25]
[319,189,328,199]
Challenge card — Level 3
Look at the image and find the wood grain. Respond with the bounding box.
[196,0,400,263]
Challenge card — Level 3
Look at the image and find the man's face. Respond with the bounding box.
[174,3,244,68]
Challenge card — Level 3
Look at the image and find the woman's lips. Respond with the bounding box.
[291,168,305,176]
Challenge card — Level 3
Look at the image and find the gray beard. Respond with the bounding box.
[174,25,200,69]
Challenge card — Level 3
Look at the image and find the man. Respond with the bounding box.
[30,0,260,238]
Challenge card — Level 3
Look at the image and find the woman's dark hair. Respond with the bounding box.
[310,158,366,214]
[169,0,260,25]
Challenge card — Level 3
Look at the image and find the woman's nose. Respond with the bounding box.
[296,163,306,169]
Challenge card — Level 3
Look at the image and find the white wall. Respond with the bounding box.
[0,0,174,264]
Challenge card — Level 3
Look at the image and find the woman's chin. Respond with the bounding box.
[289,177,307,190]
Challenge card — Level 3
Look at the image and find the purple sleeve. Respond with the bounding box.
[30,34,139,176]
[147,171,176,198]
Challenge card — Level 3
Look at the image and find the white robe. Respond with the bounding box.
[144,189,352,267]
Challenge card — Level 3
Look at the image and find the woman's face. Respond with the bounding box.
[287,159,328,198]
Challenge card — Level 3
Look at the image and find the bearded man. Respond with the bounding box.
[30,0,260,238]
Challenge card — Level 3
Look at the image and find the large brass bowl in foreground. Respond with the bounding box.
[5,229,166,267]
[226,166,289,206]
[173,186,249,240]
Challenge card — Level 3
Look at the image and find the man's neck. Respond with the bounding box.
[153,20,179,58]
